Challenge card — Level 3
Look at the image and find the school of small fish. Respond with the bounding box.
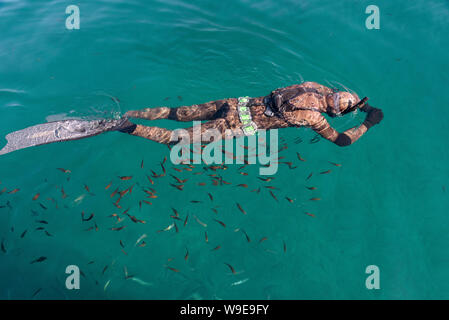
[0,134,344,298]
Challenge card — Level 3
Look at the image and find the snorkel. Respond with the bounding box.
[340,96,368,115]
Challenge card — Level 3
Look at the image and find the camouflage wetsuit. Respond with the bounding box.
[121,82,383,146]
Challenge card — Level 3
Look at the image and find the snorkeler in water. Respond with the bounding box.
[118,81,384,146]
[0,82,383,155]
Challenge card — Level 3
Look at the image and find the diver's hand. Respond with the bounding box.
[363,108,384,129]
[360,103,375,113]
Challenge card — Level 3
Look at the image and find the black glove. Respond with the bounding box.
[360,103,375,113]
[363,108,384,129]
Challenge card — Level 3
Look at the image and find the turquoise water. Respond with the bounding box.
[1,0,449,299]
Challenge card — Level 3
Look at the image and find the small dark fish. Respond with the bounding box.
[82,212,94,222]
[32,193,40,201]
[110,188,118,198]
[184,214,189,227]
[269,191,278,202]
[237,184,248,188]
[213,219,226,228]
[241,229,251,243]
[236,203,246,215]
[296,152,306,162]
[250,187,261,194]
[105,181,112,190]
[111,226,126,231]
[170,184,184,191]
[170,174,187,184]
[309,136,320,144]
[30,256,47,264]
[166,265,180,273]
[45,231,53,237]
[328,161,342,167]
[283,240,287,253]
[258,177,274,182]
[1,239,6,253]
[184,248,189,261]
[306,172,313,180]
[36,220,48,224]
[259,237,268,243]
[305,212,315,217]
[102,265,108,275]
[224,263,236,274]
[320,170,332,175]
[141,159,144,169]
[120,240,125,248]
[171,208,180,217]
[119,176,133,181]
[306,186,317,190]
[39,203,47,210]
[190,200,202,203]
[61,187,68,199]
[211,245,221,251]
[21,230,27,238]
[285,197,294,203]
[205,231,209,243]
[208,193,213,201]
[8,188,20,194]
[310,197,321,201]
[57,168,71,174]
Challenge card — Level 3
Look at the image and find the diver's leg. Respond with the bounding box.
[120,118,230,145]
[124,99,228,122]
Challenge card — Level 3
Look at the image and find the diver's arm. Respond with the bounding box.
[309,114,369,147]
[310,108,383,146]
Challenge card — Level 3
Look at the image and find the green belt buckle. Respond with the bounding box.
[238,97,249,105]
[242,121,258,136]
[238,96,258,136]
